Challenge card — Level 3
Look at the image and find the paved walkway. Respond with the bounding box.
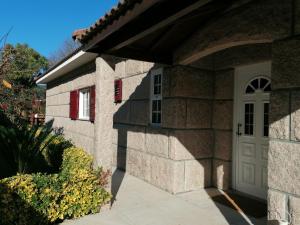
[62,170,266,225]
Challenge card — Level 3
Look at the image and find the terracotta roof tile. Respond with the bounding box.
[73,0,142,43]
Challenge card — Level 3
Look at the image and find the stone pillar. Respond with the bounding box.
[94,57,114,171]
[269,38,300,224]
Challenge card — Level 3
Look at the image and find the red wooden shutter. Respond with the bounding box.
[114,79,122,103]
[90,85,96,122]
[70,90,79,120]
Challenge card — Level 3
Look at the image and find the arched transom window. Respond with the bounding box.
[245,77,271,94]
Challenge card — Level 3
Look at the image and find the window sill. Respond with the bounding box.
[78,117,90,121]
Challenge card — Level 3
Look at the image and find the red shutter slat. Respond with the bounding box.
[70,90,79,120]
[90,85,96,122]
[114,79,122,103]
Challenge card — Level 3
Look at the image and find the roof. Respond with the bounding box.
[73,0,142,43]
[36,50,98,84]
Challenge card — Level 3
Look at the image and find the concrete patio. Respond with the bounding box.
[62,170,266,225]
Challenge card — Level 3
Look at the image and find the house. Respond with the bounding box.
[37,0,300,223]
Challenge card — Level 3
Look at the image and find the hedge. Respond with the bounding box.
[0,147,111,225]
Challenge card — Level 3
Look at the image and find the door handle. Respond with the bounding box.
[236,123,242,136]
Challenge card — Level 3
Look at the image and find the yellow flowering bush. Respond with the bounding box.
[0,147,111,225]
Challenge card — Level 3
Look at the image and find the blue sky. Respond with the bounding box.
[1,0,119,58]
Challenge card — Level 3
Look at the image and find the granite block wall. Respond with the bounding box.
[46,61,96,154]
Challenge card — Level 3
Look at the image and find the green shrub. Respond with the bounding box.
[0,147,111,225]
[0,115,75,178]
[43,135,73,173]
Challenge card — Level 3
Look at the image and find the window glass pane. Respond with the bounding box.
[251,79,259,89]
[244,103,254,136]
[264,84,271,92]
[151,71,162,125]
[260,78,268,89]
[157,113,161,124]
[152,100,161,124]
[246,86,255,94]
[79,89,90,119]
[263,103,269,137]
[154,85,161,95]
[152,101,157,111]
[157,100,161,111]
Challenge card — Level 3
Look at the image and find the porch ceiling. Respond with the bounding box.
[83,0,237,64]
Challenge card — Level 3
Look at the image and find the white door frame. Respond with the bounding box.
[232,61,271,196]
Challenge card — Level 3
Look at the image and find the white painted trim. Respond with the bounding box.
[232,61,271,199]
[36,51,98,84]
[232,71,239,190]
[150,68,163,126]
[78,88,90,120]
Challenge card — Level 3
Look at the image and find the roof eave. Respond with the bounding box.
[36,51,98,84]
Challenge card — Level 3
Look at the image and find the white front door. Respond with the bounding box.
[234,62,271,200]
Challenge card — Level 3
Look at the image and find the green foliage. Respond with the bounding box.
[43,135,73,173]
[0,115,73,178]
[2,43,48,85]
[0,147,111,225]
[0,119,55,177]
[0,43,48,120]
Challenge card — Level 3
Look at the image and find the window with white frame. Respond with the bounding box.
[150,69,162,125]
[79,88,90,120]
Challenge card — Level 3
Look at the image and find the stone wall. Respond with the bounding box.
[174,0,292,65]
[193,43,272,190]
[112,41,273,193]
[46,61,96,154]
[268,39,300,224]
[112,59,215,193]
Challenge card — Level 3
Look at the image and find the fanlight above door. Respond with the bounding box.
[245,77,271,94]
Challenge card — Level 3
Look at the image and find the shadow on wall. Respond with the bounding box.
[110,42,278,223]
[111,61,217,202]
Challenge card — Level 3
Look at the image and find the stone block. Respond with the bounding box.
[190,54,214,70]
[296,0,300,35]
[143,62,154,73]
[169,130,213,160]
[112,144,127,170]
[127,126,146,151]
[291,91,300,141]
[289,196,300,225]
[72,72,95,91]
[214,130,232,161]
[115,60,125,78]
[112,124,128,147]
[150,156,185,193]
[213,43,272,70]
[113,101,130,124]
[213,100,233,130]
[174,0,291,64]
[215,69,234,100]
[127,149,151,182]
[212,159,231,190]
[186,99,212,129]
[46,105,69,118]
[130,100,149,126]
[73,120,95,137]
[270,91,290,140]
[145,128,169,157]
[122,73,150,100]
[272,39,300,89]
[113,124,145,151]
[268,140,300,196]
[125,59,143,76]
[162,98,186,129]
[64,131,94,155]
[184,159,211,191]
[163,66,214,99]
[268,190,286,222]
